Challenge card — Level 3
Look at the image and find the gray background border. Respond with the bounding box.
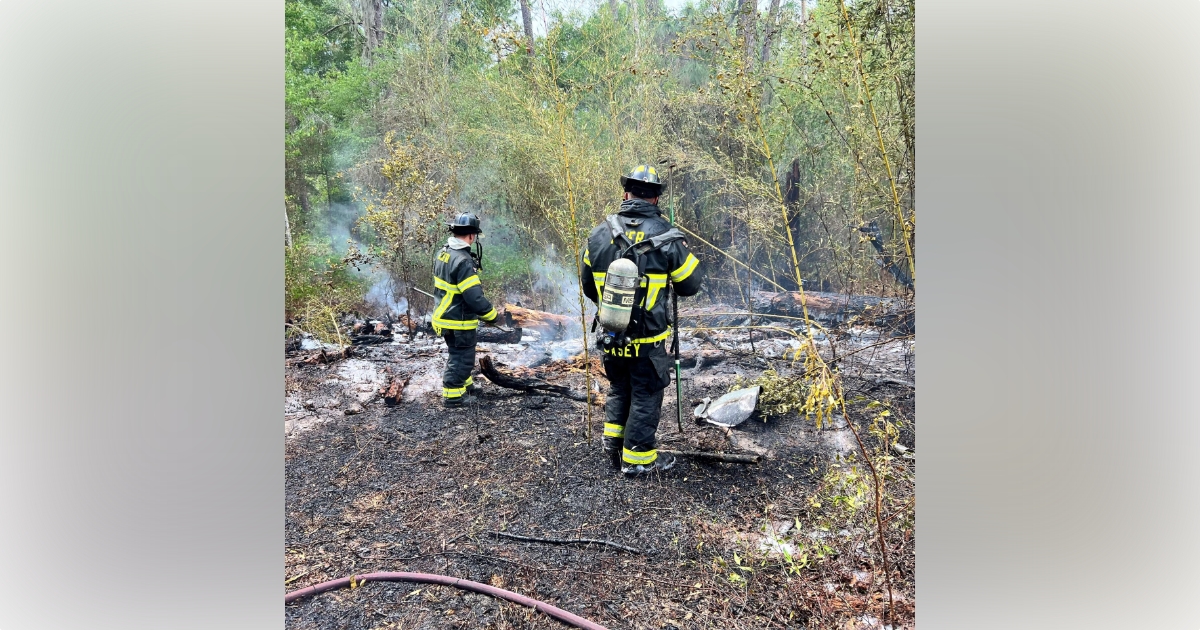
[2,0,1197,627]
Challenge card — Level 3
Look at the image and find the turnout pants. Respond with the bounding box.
[601,340,673,466]
[442,329,477,400]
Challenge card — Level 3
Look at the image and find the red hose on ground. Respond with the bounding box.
[285,571,609,630]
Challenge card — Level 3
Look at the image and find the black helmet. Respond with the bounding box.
[619,164,663,198]
[446,212,482,235]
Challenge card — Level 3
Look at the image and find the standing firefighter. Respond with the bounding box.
[433,213,499,408]
[581,165,703,475]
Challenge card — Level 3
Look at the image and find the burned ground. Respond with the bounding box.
[285,325,915,630]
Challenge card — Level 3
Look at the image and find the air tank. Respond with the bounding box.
[598,257,640,333]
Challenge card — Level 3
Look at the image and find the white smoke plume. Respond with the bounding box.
[364,272,408,318]
[530,244,581,315]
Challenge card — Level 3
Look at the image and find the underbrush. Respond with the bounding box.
[285,234,369,345]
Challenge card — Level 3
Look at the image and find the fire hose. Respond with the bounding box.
[285,571,609,630]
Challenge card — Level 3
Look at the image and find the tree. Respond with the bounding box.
[518,0,534,55]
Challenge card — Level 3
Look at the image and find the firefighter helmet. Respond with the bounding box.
[446,212,482,235]
[619,164,663,198]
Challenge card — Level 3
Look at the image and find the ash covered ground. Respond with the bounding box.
[285,314,915,629]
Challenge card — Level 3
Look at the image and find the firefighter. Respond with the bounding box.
[433,213,499,408]
[580,165,703,475]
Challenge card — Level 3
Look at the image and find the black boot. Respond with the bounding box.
[602,437,623,470]
[442,393,476,409]
[621,451,676,477]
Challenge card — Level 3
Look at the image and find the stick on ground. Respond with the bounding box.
[661,449,761,464]
[487,531,647,554]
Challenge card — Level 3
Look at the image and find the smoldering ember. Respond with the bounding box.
[286,285,914,629]
[285,0,915,627]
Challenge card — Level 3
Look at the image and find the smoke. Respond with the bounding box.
[313,200,411,318]
[530,244,582,315]
[320,202,362,256]
[364,272,408,317]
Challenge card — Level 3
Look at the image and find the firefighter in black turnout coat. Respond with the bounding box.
[581,165,703,475]
[433,213,499,408]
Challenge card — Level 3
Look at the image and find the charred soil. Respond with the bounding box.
[285,327,915,629]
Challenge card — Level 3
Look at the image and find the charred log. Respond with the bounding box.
[298,346,353,365]
[502,305,576,336]
[478,355,590,402]
[679,348,726,369]
[351,334,392,345]
[383,376,409,406]
[751,290,913,333]
[476,325,523,344]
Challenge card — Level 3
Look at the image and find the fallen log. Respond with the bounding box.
[351,334,392,345]
[679,348,726,369]
[477,324,523,344]
[382,376,409,406]
[478,355,589,402]
[660,449,761,465]
[751,291,913,333]
[502,304,576,337]
[301,346,352,365]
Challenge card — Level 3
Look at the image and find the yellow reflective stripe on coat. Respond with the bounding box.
[443,385,467,398]
[464,376,474,387]
[629,328,672,345]
[433,318,480,330]
[479,308,498,322]
[431,278,458,334]
[434,276,459,293]
[670,253,699,282]
[643,273,668,310]
[603,423,625,438]
[583,247,591,266]
[457,275,481,291]
[622,448,656,465]
[592,271,606,292]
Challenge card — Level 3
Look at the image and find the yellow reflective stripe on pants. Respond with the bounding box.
[622,447,656,465]
[670,253,699,282]
[443,385,467,398]
[603,423,625,438]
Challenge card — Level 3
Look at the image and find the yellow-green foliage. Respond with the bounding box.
[355,133,454,272]
[285,234,367,346]
[733,368,810,419]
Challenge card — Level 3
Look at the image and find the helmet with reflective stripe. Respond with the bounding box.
[446,212,482,235]
[619,164,663,198]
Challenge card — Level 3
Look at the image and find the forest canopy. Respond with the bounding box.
[284,0,914,331]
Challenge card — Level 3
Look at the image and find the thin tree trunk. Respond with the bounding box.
[631,0,640,56]
[608,0,618,20]
[760,0,781,65]
[518,0,534,56]
[284,203,293,248]
[361,0,383,62]
[736,0,756,72]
